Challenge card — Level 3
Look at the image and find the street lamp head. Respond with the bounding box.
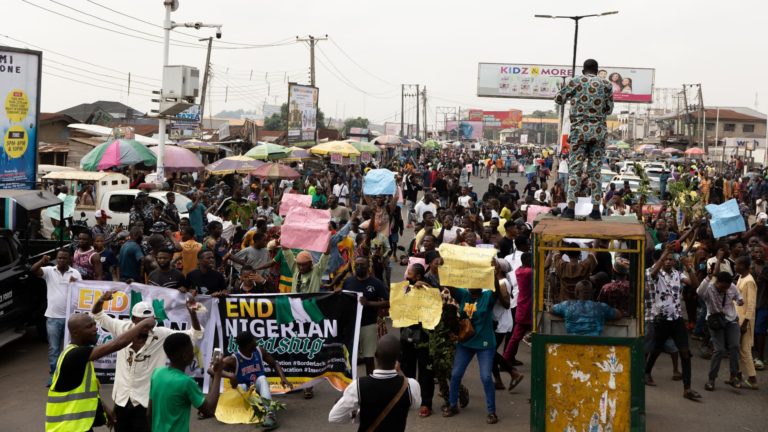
[601,11,619,16]
[534,14,554,18]
[215,26,222,39]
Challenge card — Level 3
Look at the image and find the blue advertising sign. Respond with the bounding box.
[0,46,42,189]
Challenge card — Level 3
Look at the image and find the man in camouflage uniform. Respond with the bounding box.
[555,59,614,220]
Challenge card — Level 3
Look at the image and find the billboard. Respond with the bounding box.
[477,63,654,103]
[384,122,415,137]
[482,110,523,129]
[287,83,319,146]
[1,46,41,189]
[445,120,483,140]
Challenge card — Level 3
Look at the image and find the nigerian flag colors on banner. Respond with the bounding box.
[218,291,362,393]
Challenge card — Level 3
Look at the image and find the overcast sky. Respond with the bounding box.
[5,0,767,128]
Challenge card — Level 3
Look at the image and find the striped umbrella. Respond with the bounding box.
[244,142,290,160]
[80,139,156,171]
[148,145,204,173]
[282,146,315,162]
[180,139,218,153]
[350,141,381,154]
[310,141,361,157]
[205,156,265,174]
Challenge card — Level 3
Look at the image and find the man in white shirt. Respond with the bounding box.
[332,178,350,205]
[457,187,472,208]
[558,157,569,186]
[413,193,437,223]
[329,334,420,431]
[91,292,204,431]
[31,250,82,386]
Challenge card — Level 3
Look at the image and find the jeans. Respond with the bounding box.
[46,317,66,374]
[693,297,708,336]
[708,320,741,381]
[406,200,416,225]
[449,344,496,413]
[645,318,692,387]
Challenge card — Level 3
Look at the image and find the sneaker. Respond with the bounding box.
[262,413,278,430]
[587,209,602,221]
[755,359,765,371]
[560,207,575,220]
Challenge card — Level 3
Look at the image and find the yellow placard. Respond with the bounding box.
[4,125,28,159]
[389,281,443,330]
[545,344,631,431]
[437,243,496,289]
[5,89,29,123]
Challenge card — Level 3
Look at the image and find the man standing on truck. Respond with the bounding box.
[31,250,82,387]
[555,59,614,221]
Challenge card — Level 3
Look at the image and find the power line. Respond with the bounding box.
[315,47,397,99]
[42,70,151,97]
[0,34,160,82]
[44,63,155,92]
[328,38,395,86]
[44,57,157,88]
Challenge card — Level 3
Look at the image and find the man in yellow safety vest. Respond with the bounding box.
[45,313,155,432]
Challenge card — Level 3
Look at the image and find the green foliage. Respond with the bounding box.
[632,163,651,204]
[246,390,286,420]
[667,174,703,224]
[343,117,369,134]
[226,200,258,225]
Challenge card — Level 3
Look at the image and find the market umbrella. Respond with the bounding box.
[371,134,409,147]
[249,162,301,180]
[662,147,682,154]
[180,139,218,153]
[685,147,705,156]
[148,145,204,173]
[636,144,656,152]
[407,139,422,148]
[80,138,156,171]
[615,141,631,149]
[350,141,381,154]
[606,144,618,150]
[424,139,440,150]
[281,147,315,162]
[244,142,290,160]
[310,140,361,157]
[205,156,265,175]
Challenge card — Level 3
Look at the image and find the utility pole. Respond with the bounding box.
[422,86,427,140]
[415,85,420,141]
[198,37,213,130]
[296,34,327,87]
[400,84,404,137]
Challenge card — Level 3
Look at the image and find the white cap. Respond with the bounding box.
[131,301,154,318]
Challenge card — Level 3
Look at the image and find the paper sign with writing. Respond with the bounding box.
[527,205,551,224]
[706,199,746,239]
[280,207,331,253]
[363,168,396,196]
[330,153,343,165]
[278,193,312,216]
[389,281,443,329]
[437,243,496,290]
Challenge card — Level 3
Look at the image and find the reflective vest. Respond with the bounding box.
[45,344,103,432]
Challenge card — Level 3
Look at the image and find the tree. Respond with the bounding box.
[262,103,325,131]
[343,117,369,135]
[531,109,558,118]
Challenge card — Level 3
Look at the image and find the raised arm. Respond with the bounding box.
[90,318,155,361]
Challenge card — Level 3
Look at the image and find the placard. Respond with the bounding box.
[437,243,496,289]
[389,281,443,330]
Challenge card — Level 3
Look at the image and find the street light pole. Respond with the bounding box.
[157,0,173,182]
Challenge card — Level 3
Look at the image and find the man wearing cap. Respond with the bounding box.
[162,192,180,230]
[92,209,120,245]
[91,292,204,432]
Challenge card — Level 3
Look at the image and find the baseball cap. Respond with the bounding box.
[131,301,154,318]
[94,209,111,219]
[150,221,168,233]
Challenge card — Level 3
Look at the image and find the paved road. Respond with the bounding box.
[1,171,766,431]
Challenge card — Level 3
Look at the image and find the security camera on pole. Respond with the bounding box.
[154,0,221,183]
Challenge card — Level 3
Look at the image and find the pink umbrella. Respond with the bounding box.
[149,145,205,173]
[662,147,682,154]
[684,147,705,156]
[250,162,300,180]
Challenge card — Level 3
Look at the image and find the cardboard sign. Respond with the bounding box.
[706,199,746,239]
[278,193,312,216]
[437,243,496,289]
[330,153,342,165]
[280,207,331,252]
[363,169,396,196]
[389,281,443,330]
[527,205,551,224]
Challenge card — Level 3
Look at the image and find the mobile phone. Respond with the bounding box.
[213,348,222,361]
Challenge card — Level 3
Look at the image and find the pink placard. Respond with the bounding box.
[406,257,426,275]
[280,207,331,253]
[527,205,551,224]
[278,194,312,216]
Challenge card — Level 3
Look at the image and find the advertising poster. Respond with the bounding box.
[482,110,523,129]
[218,292,362,393]
[445,120,483,140]
[64,281,219,385]
[287,83,319,147]
[384,122,414,137]
[0,47,41,189]
[477,63,654,103]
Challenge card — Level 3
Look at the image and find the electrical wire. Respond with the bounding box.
[44,58,158,89]
[42,70,151,96]
[44,63,155,92]
[315,48,397,99]
[328,38,396,86]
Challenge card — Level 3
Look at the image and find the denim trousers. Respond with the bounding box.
[449,344,496,413]
[708,320,740,381]
[46,317,66,374]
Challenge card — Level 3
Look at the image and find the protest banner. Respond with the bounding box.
[437,243,496,289]
[64,280,218,385]
[278,193,312,216]
[527,205,551,224]
[363,168,396,196]
[706,199,746,238]
[218,291,362,393]
[389,281,443,330]
[280,207,331,252]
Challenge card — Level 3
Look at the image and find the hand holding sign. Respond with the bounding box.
[437,243,497,289]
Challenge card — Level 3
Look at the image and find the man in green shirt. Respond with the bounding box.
[283,248,330,294]
[149,333,223,432]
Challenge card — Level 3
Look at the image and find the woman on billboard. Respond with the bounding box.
[608,72,622,94]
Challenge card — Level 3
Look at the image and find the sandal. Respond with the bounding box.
[419,406,432,418]
[303,387,314,399]
[704,381,714,391]
[442,406,459,417]
[683,389,702,401]
[487,413,499,424]
[742,380,759,390]
[508,374,525,392]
